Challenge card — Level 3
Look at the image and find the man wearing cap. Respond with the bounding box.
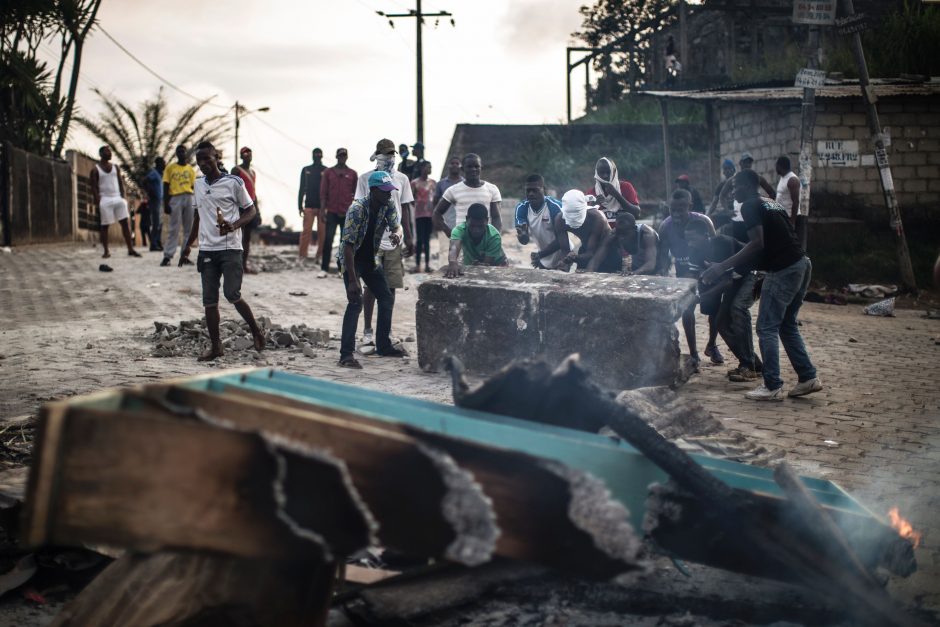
[675,174,704,214]
[319,148,358,273]
[354,139,414,348]
[553,189,617,272]
[298,148,327,262]
[233,147,260,273]
[338,171,408,368]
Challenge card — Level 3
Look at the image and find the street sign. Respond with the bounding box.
[793,1,837,25]
[795,68,827,88]
[836,13,869,35]
[817,140,860,167]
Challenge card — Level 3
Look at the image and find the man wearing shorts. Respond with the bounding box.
[90,145,140,259]
[162,145,196,267]
[180,141,265,362]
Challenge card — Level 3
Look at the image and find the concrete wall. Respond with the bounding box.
[716,96,940,223]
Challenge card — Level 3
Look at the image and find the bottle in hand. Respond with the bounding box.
[216,207,225,231]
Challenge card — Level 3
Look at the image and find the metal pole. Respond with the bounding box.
[660,98,672,201]
[566,48,572,123]
[233,101,239,167]
[797,26,819,252]
[584,62,590,112]
[842,0,917,292]
[416,0,424,143]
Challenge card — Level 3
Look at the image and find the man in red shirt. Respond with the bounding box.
[232,146,259,273]
[319,147,358,273]
[588,157,641,227]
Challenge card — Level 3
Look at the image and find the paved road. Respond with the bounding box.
[1,241,938,615]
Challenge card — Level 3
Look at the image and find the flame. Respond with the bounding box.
[888,507,922,548]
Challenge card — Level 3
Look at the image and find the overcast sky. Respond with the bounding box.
[49,0,591,229]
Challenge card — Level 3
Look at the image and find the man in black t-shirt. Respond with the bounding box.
[701,170,821,401]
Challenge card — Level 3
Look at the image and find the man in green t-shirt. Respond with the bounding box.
[445,203,507,278]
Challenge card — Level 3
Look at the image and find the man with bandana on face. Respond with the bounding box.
[354,139,415,348]
[588,157,641,226]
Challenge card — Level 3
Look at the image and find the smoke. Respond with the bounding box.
[499,0,586,56]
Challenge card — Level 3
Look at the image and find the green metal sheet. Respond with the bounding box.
[165,368,870,527]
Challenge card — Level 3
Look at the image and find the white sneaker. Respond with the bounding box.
[745,384,785,401]
[788,378,823,398]
[362,329,374,346]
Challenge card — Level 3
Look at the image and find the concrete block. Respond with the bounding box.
[916,192,940,204]
[416,267,697,390]
[841,113,867,127]
[816,113,841,127]
[928,152,940,165]
[903,126,927,139]
[916,165,940,178]
[927,178,940,192]
[901,179,927,193]
[853,181,878,194]
[902,152,927,166]
[841,168,865,182]
[893,166,916,179]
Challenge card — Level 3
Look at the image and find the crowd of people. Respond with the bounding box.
[90,138,821,400]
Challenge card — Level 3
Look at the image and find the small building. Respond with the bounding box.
[644,79,940,224]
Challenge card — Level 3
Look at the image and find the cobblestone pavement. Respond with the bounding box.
[1,242,938,616]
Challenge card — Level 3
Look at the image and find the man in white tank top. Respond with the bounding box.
[90,145,140,259]
[775,155,804,250]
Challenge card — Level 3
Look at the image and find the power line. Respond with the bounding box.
[250,115,309,151]
[97,25,230,109]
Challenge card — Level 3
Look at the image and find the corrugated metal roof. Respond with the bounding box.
[640,79,940,103]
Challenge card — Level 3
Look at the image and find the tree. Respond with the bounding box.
[76,87,230,191]
[575,0,677,108]
[0,0,101,158]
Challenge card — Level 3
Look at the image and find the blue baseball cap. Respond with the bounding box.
[368,170,398,191]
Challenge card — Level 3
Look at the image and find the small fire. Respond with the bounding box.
[888,507,922,548]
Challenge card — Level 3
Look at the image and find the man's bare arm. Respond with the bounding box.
[635,230,658,274]
[489,201,502,232]
[90,169,100,207]
[180,211,200,263]
[586,232,616,272]
[444,239,463,278]
[759,175,775,198]
[433,198,453,238]
[787,176,801,224]
[116,166,126,198]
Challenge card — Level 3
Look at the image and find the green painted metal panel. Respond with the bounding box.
[169,369,869,523]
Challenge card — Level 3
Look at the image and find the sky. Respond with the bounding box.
[44,0,592,230]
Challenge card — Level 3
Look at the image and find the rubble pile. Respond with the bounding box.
[248,250,319,273]
[150,318,330,358]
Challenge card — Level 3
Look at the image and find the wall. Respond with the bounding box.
[716,95,940,223]
[1,142,74,246]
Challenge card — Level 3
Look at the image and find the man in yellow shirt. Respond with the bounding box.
[162,144,197,266]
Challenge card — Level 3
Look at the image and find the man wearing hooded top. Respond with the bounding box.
[553,190,619,273]
[588,157,641,226]
[354,138,414,348]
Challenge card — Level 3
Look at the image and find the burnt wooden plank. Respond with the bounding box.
[157,384,645,580]
[24,406,373,561]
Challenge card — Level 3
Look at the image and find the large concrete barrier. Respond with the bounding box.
[416,267,697,390]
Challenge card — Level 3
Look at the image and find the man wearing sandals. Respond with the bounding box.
[180,141,266,362]
[337,171,408,369]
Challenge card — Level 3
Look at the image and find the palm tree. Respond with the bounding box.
[76,87,230,191]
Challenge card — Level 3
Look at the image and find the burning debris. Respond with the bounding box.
[16,360,929,626]
[889,507,923,549]
[150,318,330,359]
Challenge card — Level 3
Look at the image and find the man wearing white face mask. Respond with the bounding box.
[355,138,414,348]
[552,189,617,272]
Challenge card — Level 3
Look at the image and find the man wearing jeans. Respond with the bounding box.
[702,169,821,401]
[338,171,408,369]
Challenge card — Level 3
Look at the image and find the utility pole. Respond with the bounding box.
[378,2,453,144]
[797,26,820,252]
[233,102,269,167]
[842,0,917,292]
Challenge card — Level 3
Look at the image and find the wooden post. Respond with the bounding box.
[842,0,917,292]
[797,25,820,252]
[679,0,688,83]
[660,98,672,201]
